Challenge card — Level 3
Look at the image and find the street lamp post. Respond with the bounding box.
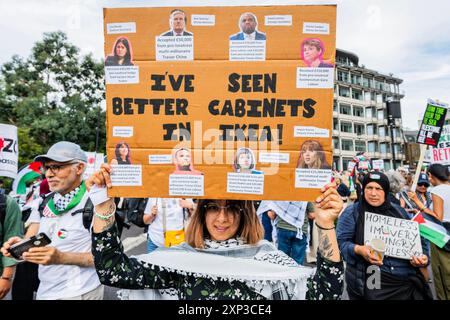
[388,114,396,170]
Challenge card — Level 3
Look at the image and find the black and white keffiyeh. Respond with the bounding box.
[54,186,80,211]
[118,238,314,300]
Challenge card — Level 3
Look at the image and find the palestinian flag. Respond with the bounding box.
[412,212,450,248]
[12,162,42,194]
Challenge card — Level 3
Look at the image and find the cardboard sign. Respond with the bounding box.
[0,124,18,179]
[364,212,422,260]
[429,125,450,165]
[372,159,384,171]
[104,5,336,200]
[417,99,448,146]
[83,152,104,180]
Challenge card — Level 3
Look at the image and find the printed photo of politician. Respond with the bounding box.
[233,148,263,174]
[297,140,331,169]
[172,148,202,175]
[105,37,134,66]
[160,9,193,36]
[229,12,266,41]
[301,38,334,68]
[111,142,132,165]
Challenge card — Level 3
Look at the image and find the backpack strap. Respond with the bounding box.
[71,198,94,230]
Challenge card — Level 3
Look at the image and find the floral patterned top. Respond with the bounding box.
[92,225,344,300]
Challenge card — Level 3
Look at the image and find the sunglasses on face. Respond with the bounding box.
[204,203,243,215]
[43,162,78,174]
[417,183,429,187]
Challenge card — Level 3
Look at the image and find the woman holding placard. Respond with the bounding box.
[85,164,345,300]
[337,171,432,300]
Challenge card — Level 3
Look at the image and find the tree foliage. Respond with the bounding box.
[0,31,105,167]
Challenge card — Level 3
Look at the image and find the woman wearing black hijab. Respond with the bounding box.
[336,171,432,300]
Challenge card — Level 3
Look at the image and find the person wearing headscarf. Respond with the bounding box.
[336,171,432,300]
[84,164,345,300]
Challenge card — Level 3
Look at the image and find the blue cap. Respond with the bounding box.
[417,173,430,186]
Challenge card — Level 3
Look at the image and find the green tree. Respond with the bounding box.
[0,31,105,167]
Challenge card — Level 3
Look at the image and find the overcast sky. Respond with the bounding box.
[1,0,449,130]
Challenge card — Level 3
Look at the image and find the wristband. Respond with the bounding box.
[94,202,116,220]
[315,222,335,230]
[89,185,111,206]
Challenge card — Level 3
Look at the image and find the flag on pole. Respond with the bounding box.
[12,162,42,194]
[412,212,450,248]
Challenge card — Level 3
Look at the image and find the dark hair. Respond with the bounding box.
[233,148,256,172]
[113,37,132,64]
[428,163,449,182]
[114,142,131,164]
[185,199,263,248]
[297,140,331,169]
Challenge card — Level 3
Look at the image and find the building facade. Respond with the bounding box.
[333,49,405,171]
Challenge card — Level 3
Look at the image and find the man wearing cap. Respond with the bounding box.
[1,141,103,300]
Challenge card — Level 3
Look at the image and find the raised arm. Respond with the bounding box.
[305,184,344,300]
[86,164,180,290]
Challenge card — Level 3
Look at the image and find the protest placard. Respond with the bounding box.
[103,5,336,200]
[364,211,422,260]
[0,124,18,179]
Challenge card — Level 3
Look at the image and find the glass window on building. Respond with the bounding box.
[333,100,338,111]
[341,139,354,151]
[342,158,353,171]
[354,123,365,135]
[363,76,370,87]
[338,71,349,83]
[353,106,364,117]
[333,118,339,130]
[384,160,391,171]
[380,143,387,154]
[333,157,341,171]
[378,126,386,137]
[394,144,403,154]
[366,107,373,118]
[351,74,362,86]
[340,122,353,133]
[333,137,339,149]
[376,93,383,104]
[339,86,350,98]
[377,109,384,120]
[340,104,351,115]
[352,89,363,100]
[368,141,378,152]
[364,91,371,102]
[355,140,366,152]
[375,79,384,90]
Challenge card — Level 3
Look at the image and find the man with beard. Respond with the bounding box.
[1,142,103,300]
[230,12,266,40]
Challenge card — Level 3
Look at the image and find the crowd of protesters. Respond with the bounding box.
[0,144,449,300]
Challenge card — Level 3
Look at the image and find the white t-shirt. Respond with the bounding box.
[430,184,450,222]
[28,193,101,300]
[144,198,192,247]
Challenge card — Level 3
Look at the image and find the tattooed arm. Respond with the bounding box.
[305,184,344,300]
[316,220,341,263]
[314,184,343,263]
